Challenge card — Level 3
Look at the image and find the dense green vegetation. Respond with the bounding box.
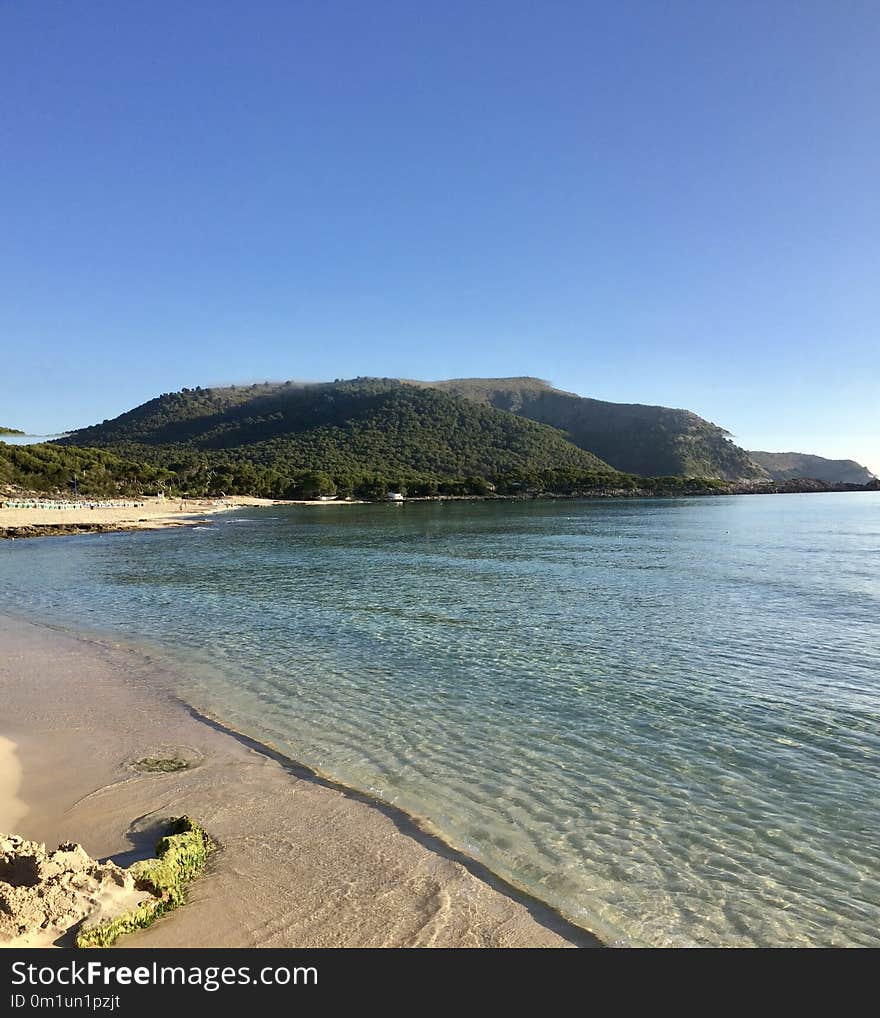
[1,434,731,500]
[424,377,770,480]
[4,436,868,503]
[0,441,174,496]
[59,378,616,496]
[0,426,25,435]
[6,379,873,501]
[2,388,731,500]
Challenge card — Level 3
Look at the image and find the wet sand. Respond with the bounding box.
[0,615,598,948]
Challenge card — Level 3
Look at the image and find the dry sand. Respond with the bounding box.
[0,615,597,948]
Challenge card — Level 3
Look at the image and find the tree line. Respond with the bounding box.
[1,441,731,500]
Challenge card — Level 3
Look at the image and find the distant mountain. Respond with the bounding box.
[748,451,876,486]
[0,426,25,435]
[60,378,612,493]
[419,378,768,480]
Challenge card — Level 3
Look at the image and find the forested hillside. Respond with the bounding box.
[36,376,871,499]
[0,442,174,496]
[423,378,768,480]
[59,379,612,497]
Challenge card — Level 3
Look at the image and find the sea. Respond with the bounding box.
[1,493,878,946]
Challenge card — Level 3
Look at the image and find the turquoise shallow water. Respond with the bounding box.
[1,493,878,946]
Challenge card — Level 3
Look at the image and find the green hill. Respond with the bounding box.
[59,378,613,496]
[11,376,872,499]
[420,377,768,480]
[0,426,25,435]
[748,451,875,485]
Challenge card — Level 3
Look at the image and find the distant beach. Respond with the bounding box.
[0,494,364,540]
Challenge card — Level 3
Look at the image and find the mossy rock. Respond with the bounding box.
[132,757,190,773]
[75,816,212,948]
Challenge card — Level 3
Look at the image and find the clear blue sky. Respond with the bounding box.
[2,1,878,471]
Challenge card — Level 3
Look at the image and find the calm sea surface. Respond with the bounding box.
[1,494,878,946]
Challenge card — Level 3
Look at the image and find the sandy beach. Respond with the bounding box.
[0,494,364,539]
[0,615,597,948]
[0,495,253,540]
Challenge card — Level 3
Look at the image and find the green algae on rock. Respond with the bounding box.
[75,817,212,948]
[132,757,190,773]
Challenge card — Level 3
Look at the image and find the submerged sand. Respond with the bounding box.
[0,615,597,947]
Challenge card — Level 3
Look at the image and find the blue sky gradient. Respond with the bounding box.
[1,2,877,471]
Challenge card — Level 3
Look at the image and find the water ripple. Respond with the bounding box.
[1,493,878,946]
